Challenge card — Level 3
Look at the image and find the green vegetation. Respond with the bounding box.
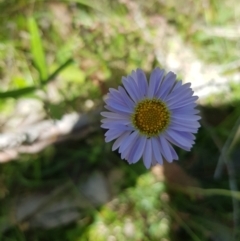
[1,0,240,240]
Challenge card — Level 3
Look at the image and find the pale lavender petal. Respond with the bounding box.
[168,143,179,161]
[121,133,140,161]
[172,82,191,94]
[157,72,176,100]
[112,131,132,151]
[131,136,147,163]
[168,96,198,109]
[122,134,144,163]
[122,76,139,103]
[136,68,148,97]
[118,86,135,109]
[101,118,131,125]
[170,119,201,129]
[172,114,201,121]
[109,88,127,104]
[168,124,199,133]
[104,105,129,115]
[143,139,152,169]
[101,122,133,130]
[147,68,164,98]
[178,131,196,141]
[164,133,191,151]
[126,135,145,164]
[159,136,173,162]
[166,129,194,148]
[165,87,193,103]
[151,137,163,165]
[172,108,200,115]
[119,131,139,154]
[103,124,133,132]
[105,128,128,142]
[101,111,130,119]
[171,80,182,92]
[105,96,126,107]
[172,103,198,110]
[128,75,143,100]
[169,102,197,110]
[106,100,133,113]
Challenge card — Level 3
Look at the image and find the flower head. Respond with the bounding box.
[101,68,201,168]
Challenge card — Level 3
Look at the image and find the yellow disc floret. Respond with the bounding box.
[132,99,170,137]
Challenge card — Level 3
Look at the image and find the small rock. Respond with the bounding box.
[80,171,110,205]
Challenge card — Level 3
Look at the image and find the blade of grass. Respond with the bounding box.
[214,116,240,178]
[0,86,36,98]
[201,111,240,237]
[164,203,202,241]
[28,17,48,82]
[43,58,74,85]
[171,184,240,200]
[0,58,73,99]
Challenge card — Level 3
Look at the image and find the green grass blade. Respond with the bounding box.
[28,17,48,82]
[0,59,73,99]
[172,184,240,200]
[43,58,74,84]
[0,86,36,99]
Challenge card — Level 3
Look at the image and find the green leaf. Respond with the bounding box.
[28,17,48,82]
[0,86,36,99]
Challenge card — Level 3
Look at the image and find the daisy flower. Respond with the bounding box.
[101,68,201,168]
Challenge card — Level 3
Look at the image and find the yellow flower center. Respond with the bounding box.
[132,99,170,137]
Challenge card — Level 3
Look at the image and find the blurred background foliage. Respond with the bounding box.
[1,0,240,240]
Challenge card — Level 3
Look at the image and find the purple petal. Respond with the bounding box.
[118,86,135,109]
[105,128,127,142]
[151,137,163,165]
[168,143,179,161]
[104,124,133,132]
[178,131,196,141]
[164,132,191,151]
[122,76,139,103]
[147,68,165,98]
[104,105,130,115]
[170,119,201,129]
[159,136,173,162]
[165,87,193,103]
[106,100,133,114]
[171,80,182,92]
[168,96,198,109]
[172,108,200,115]
[168,124,199,133]
[126,135,146,164]
[119,131,139,155]
[170,102,197,110]
[157,71,176,100]
[101,118,132,125]
[136,68,148,97]
[131,136,147,163]
[112,131,132,151]
[172,114,201,121]
[143,139,153,169]
[101,122,134,130]
[101,111,130,119]
[165,129,194,148]
[108,88,128,104]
